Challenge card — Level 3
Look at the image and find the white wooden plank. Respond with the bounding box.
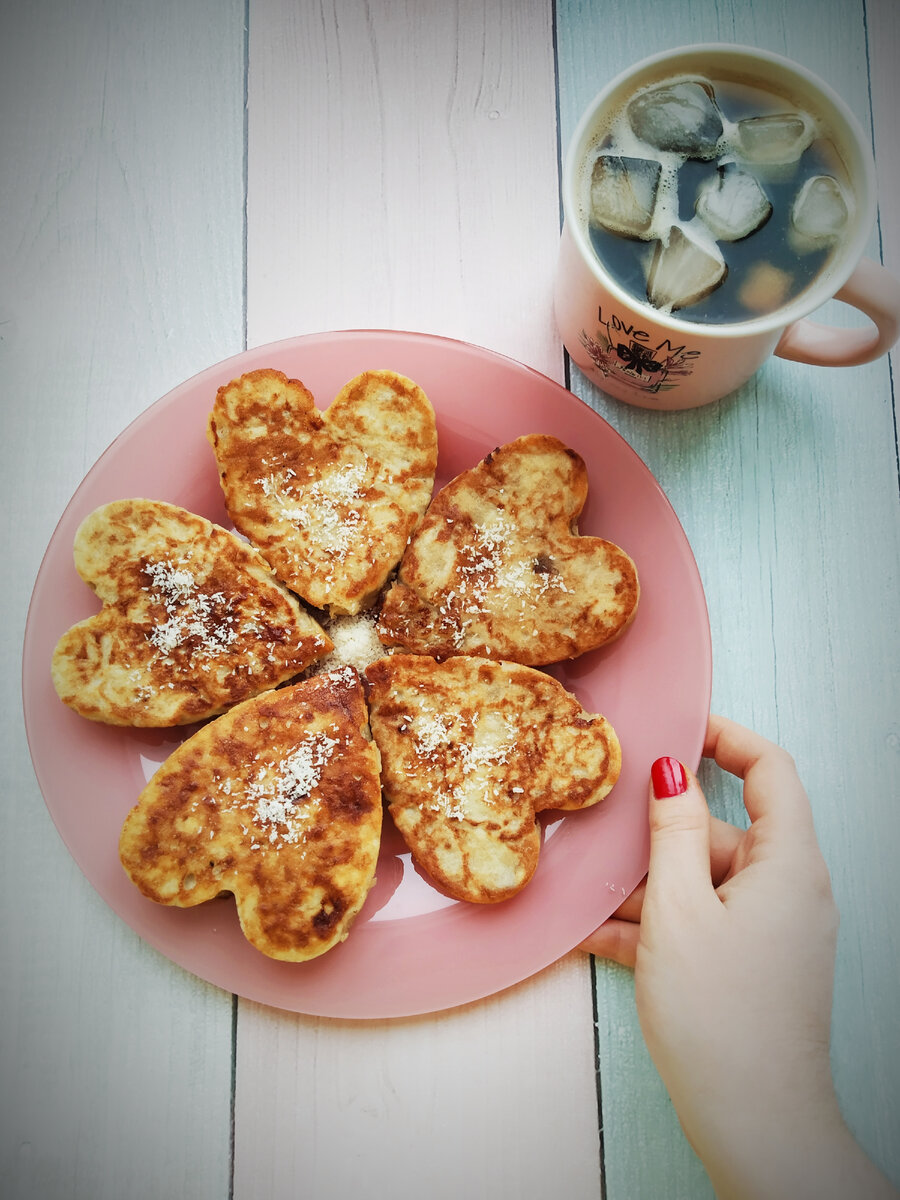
[246,0,563,374]
[1,1,245,1195]
[556,0,900,1194]
[235,961,600,1200]
[236,3,602,1198]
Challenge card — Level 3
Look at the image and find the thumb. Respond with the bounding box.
[644,757,714,909]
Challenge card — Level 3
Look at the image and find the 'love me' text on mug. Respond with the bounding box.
[596,306,702,360]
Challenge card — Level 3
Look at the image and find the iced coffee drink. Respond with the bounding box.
[582,74,853,323]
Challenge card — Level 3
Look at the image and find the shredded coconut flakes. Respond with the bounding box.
[143,558,239,661]
[409,710,518,822]
[257,458,370,557]
[245,730,338,847]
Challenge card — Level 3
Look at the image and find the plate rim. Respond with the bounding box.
[22,328,712,1018]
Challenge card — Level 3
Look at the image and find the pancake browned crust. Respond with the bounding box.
[51,499,332,726]
[119,669,382,961]
[207,367,438,615]
[365,654,621,904]
[376,435,639,665]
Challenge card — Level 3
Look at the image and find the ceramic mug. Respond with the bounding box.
[554,43,900,410]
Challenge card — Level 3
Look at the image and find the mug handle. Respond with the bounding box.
[774,257,900,367]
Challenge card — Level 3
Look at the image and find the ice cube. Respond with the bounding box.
[646,224,727,311]
[790,174,849,248]
[695,162,772,241]
[627,80,723,159]
[736,112,815,166]
[589,154,662,238]
[737,262,793,314]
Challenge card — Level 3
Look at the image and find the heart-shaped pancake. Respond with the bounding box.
[51,498,332,726]
[119,668,382,961]
[365,654,621,903]
[207,367,438,615]
[377,434,639,665]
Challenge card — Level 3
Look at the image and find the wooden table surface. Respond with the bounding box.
[3,2,898,1197]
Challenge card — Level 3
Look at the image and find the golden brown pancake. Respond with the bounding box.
[365,654,621,903]
[51,498,332,726]
[377,434,639,664]
[207,367,438,615]
[119,668,383,961]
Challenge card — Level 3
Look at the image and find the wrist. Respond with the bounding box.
[688,1086,839,1200]
[677,1079,895,1200]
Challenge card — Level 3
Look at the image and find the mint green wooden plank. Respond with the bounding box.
[555,1,900,1194]
[593,963,712,1198]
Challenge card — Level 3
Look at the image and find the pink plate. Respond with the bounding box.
[22,329,711,1019]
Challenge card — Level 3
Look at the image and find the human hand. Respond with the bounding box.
[581,714,897,1200]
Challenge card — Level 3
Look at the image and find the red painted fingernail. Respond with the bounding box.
[651,756,687,798]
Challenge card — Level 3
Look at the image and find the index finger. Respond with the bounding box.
[704,713,814,832]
